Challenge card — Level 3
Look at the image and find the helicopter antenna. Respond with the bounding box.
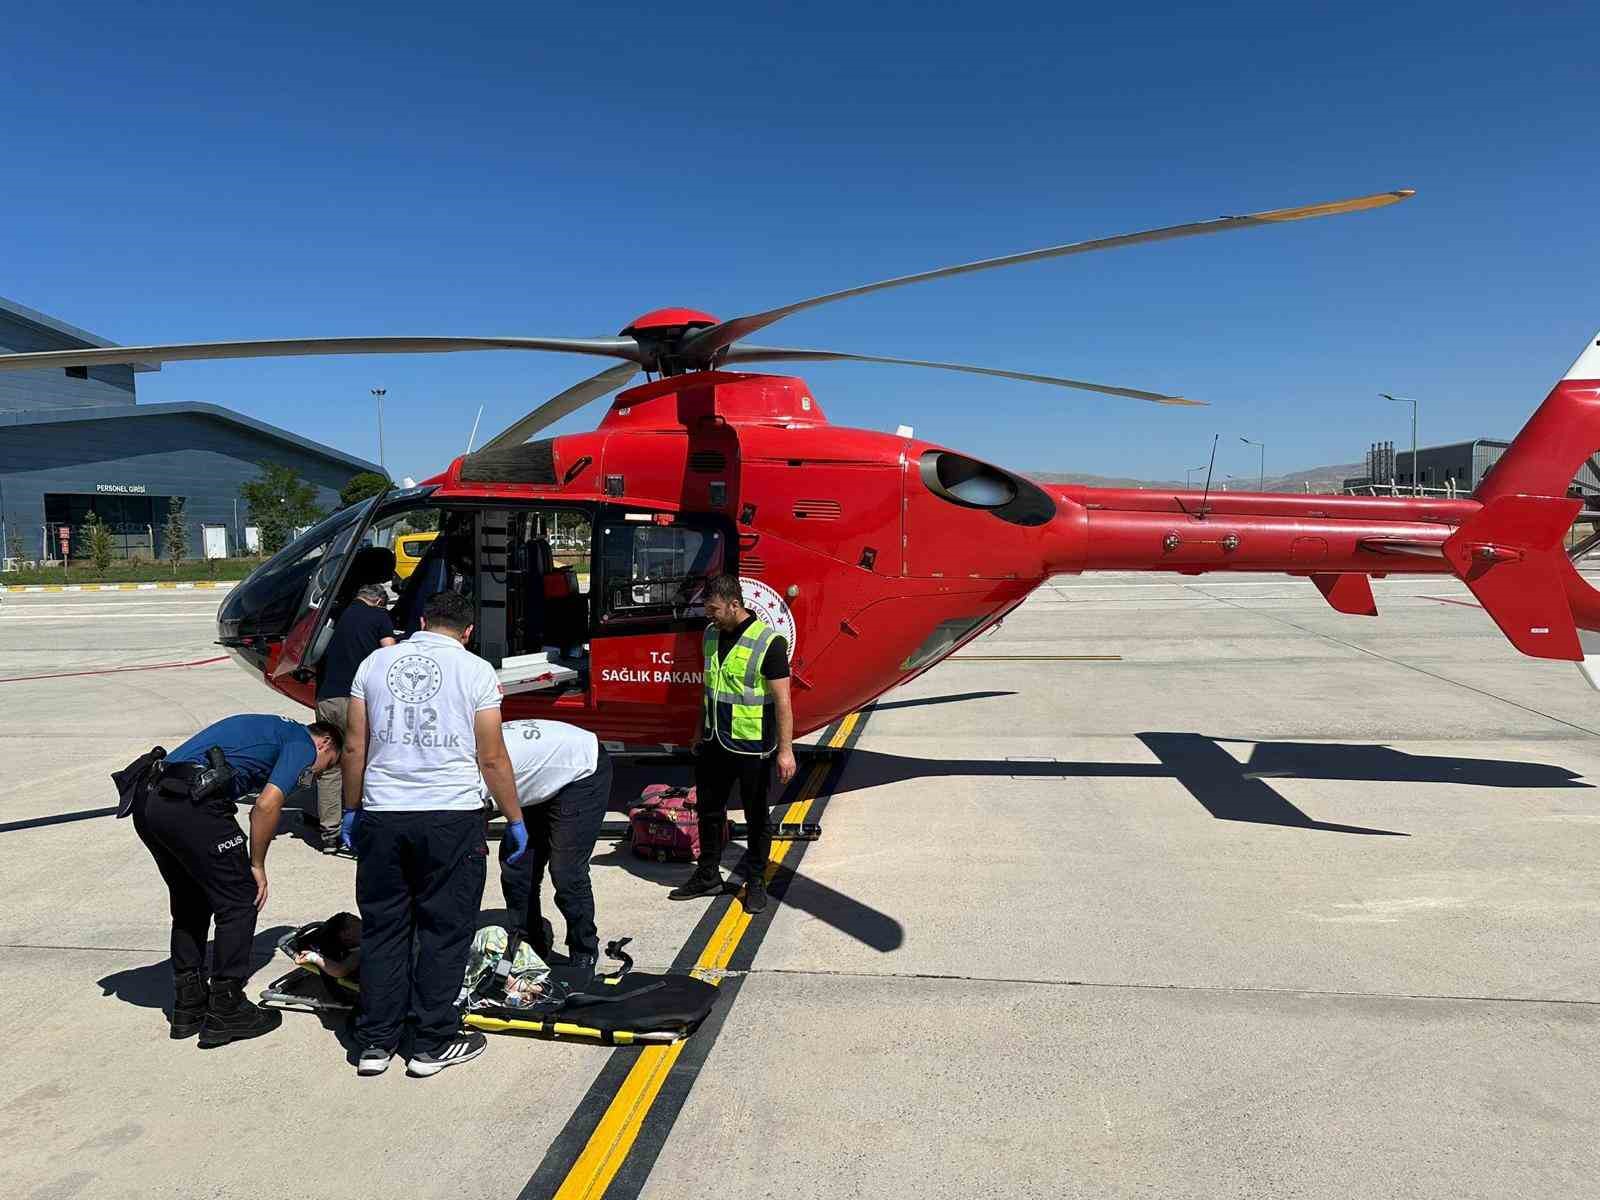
[465,404,485,453]
[1198,433,1220,517]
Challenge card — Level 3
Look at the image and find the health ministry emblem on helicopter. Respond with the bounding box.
[739,578,797,656]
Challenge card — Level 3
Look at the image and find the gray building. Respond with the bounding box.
[0,296,381,562]
[1343,438,1512,494]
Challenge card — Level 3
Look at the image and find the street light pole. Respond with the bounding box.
[1240,436,1265,491]
[1381,394,1419,495]
[1185,465,1206,489]
[372,388,387,473]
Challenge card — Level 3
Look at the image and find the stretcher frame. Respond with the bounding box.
[260,921,697,1046]
[462,934,689,1044]
[258,923,360,1014]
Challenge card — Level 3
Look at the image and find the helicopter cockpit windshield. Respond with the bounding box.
[217,502,372,646]
[217,485,434,672]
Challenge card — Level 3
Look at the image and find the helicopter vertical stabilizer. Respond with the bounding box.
[1441,331,1600,672]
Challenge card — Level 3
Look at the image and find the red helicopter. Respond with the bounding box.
[7,188,1600,750]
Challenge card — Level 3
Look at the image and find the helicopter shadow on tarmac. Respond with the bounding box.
[586,755,906,953]
[588,839,906,954]
[576,712,1592,948]
[827,730,1592,837]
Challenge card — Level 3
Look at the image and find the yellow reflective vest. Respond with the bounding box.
[702,618,778,755]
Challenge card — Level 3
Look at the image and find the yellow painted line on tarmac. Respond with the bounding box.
[551,711,859,1200]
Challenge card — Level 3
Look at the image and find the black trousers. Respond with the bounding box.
[131,785,258,980]
[499,750,612,959]
[693,744,774,875]
[354,810,487,1055]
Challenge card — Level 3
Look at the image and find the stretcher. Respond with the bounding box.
[259,923,361,1015]
[462,932,720,1046]
[259,920,721,1047]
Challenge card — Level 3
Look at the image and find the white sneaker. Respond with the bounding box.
[407,1031,486,1077]
[357,1047,393,1076]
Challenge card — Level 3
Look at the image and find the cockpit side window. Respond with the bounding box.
[217,505,366,639]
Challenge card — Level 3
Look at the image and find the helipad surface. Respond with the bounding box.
[2,576,1595,1199]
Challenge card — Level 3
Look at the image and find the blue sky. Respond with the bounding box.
[3,2,1597,484]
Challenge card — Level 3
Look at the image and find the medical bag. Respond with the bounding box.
[627,784,728,862]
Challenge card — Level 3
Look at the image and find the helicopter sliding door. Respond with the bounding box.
[472,506,594,667]
[385,503,597,704]
[588,507,734,749]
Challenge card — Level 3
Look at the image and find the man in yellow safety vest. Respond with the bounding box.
[668,573,797,913]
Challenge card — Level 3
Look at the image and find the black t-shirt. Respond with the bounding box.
[714,615,790,680]
[316,602,396,701]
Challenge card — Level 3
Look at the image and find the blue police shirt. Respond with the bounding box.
[167,714,317,799]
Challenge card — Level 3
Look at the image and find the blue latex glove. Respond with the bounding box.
[503,820,529,865]
[340,808,361,851]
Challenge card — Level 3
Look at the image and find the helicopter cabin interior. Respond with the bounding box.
[298,490,733,705]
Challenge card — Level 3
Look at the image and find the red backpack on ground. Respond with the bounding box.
[628,784,729,862]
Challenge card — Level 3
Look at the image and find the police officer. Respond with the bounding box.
[130,714,342,1047]
[494,719,613,985]
[340,590,528,1078]
[668,573,797,913]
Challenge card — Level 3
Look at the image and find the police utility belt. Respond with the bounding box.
[152,747,237,806]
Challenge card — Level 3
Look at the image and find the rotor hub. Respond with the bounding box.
[619,308,720,337]
[618,308,722,375]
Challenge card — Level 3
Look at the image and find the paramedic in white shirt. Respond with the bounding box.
[340,590,527,1078]
[493,718,613,985]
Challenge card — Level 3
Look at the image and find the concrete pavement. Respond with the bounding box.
[1,577,1596,1199]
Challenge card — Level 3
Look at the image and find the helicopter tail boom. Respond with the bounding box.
[1052,329,1600,677]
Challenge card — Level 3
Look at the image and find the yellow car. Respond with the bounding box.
[392,531,438,581]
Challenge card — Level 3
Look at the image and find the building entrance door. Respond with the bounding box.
[43,493,170,560]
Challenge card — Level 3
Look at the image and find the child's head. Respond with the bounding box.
[314,912,362,958]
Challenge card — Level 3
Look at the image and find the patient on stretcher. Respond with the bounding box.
[462,925,554,1008]
[289,914,553,1006]
[264,919,713,1042]
[292,911,362,978]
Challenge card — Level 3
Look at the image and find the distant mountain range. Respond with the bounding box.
[1028,461,1365,495]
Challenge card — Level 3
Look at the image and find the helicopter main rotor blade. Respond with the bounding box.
[680,189,1415,364]
[724,345,1202,406]
[476,361,642,453]
[0,335,645,373]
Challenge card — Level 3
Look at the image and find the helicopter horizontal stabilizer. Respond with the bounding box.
[1442,495,1583,660]
[1309,572,1377,616]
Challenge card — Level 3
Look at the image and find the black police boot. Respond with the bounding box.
[668,867,724,901]
[741,872,768,915]
[198,978,282,1048]
[170,969,207,1040]
[562,953,597,991]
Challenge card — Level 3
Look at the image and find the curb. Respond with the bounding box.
[0,581,239,594]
